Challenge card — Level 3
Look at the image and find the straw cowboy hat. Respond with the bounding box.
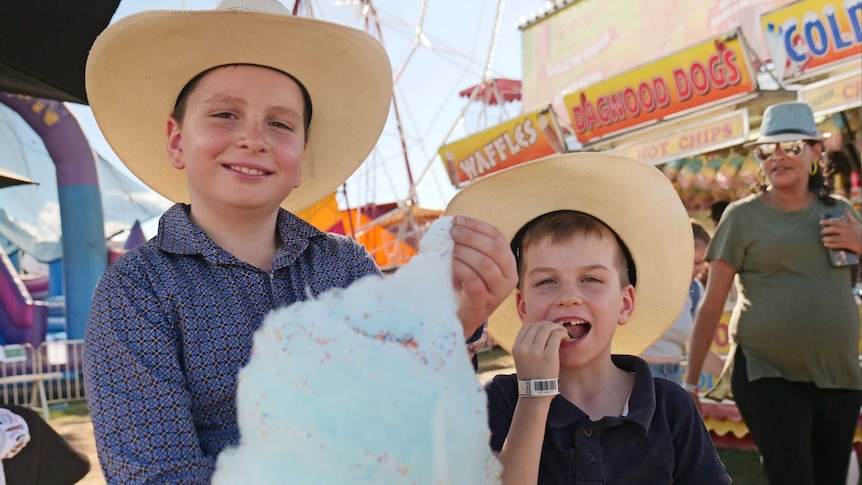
[744,101,828,148]
[445,153,693,356]
[85,0,392,213]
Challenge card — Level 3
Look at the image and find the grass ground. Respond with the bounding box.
[49,400,90,420]
[49,400,104,484]
[717,448,766,484]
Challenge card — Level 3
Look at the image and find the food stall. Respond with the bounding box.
[517,0,862,450]
[560,30,800,216]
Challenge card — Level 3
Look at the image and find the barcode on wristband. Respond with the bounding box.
[535,380,556,391]
[519,378,560,396]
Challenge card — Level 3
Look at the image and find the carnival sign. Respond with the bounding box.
[439,107,565,187]
[800,71,862,116]
[519,0,795,118]
[762,0,862,81]
[610,109,749,165]
[563,32,756,144]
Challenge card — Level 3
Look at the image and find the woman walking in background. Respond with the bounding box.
[685,101,862,484]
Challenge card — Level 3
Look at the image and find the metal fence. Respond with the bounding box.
[0,339,86,407]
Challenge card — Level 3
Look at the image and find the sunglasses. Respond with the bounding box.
[753,140,808,162]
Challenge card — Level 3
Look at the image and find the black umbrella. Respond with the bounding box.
[0,1,121,105]
[0,166,37,189]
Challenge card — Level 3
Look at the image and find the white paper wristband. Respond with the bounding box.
[517,378,560,397]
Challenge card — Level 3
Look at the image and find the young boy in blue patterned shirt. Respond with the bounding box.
[81,1,516,483]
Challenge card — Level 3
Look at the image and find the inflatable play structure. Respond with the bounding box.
[0,221,147,347]
[0,94,105,344]
[0,246,48,347]
[0,94,170,346]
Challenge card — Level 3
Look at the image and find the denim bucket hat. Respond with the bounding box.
[743,102,828,148]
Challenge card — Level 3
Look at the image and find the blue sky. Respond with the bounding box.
[70,0,550,210]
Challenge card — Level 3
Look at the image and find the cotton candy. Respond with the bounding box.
[213,216,501,484]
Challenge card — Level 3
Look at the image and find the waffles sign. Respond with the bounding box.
[439,107,565,187]
[564,33,756,144]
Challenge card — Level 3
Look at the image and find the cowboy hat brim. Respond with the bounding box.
[444,153,693,356]
[86,9,392,213]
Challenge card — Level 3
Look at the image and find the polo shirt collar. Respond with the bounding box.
[545,355,656,434]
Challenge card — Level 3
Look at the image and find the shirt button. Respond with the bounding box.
[584,428,592,437]
[586,452,595,462]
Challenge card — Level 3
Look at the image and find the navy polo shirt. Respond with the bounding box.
[486,355,731,484]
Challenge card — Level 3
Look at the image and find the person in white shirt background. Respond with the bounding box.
[642,221,724,385]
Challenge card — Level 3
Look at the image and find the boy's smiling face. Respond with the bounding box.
[166,65,307,213]
[516,230,635,368]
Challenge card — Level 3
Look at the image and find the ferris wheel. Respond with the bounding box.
[293,0,526,211]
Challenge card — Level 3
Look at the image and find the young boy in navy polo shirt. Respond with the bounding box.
[446,153,730,484]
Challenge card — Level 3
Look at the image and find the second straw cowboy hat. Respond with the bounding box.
[743,101,828,148]
[445,153,693,356]
[85,0,393,213]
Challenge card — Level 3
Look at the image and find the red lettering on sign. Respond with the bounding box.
[690,61,710,96]
[653,77,671,108]
[673,68,692,101]
[639,81,656,112]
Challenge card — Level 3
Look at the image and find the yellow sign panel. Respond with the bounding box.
[563,33,755,143]
[610,110,749,165]
[762,0,862,80]
[520,0,795,115]
[439,107,565,187]
[799,71,862,116]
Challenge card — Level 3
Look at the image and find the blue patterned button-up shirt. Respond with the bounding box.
[84,204,381,484]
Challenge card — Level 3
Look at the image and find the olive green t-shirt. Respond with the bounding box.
[706,194,862,400]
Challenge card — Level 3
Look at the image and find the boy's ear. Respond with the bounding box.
[166,117,185,169]
[617,284,635,326]
[515,290,527,322]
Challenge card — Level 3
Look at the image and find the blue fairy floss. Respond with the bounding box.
[213,216,501,484]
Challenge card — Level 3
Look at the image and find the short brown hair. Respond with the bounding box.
[511,210,635,289]
[692,221,710,245]
[171,64,313,143]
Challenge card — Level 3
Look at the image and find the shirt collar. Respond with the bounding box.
[616,354,657,433]
[546,355,656,433]
[156,203,324,268]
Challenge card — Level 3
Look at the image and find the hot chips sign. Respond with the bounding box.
[610,110,749,165]
[563,33,756,144]
[799,72,862,116]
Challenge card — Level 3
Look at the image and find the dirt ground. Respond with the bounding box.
[50,415,104,485]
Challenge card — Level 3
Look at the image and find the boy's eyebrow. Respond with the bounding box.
[529,264,610,274]
[581,264,610,272]
[204,93,244,106]
[268,105,303,121]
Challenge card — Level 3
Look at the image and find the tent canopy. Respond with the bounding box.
[0,1,121,104]
[298,194,442,271]
[0,167,37,189]
[458,78,521,106]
